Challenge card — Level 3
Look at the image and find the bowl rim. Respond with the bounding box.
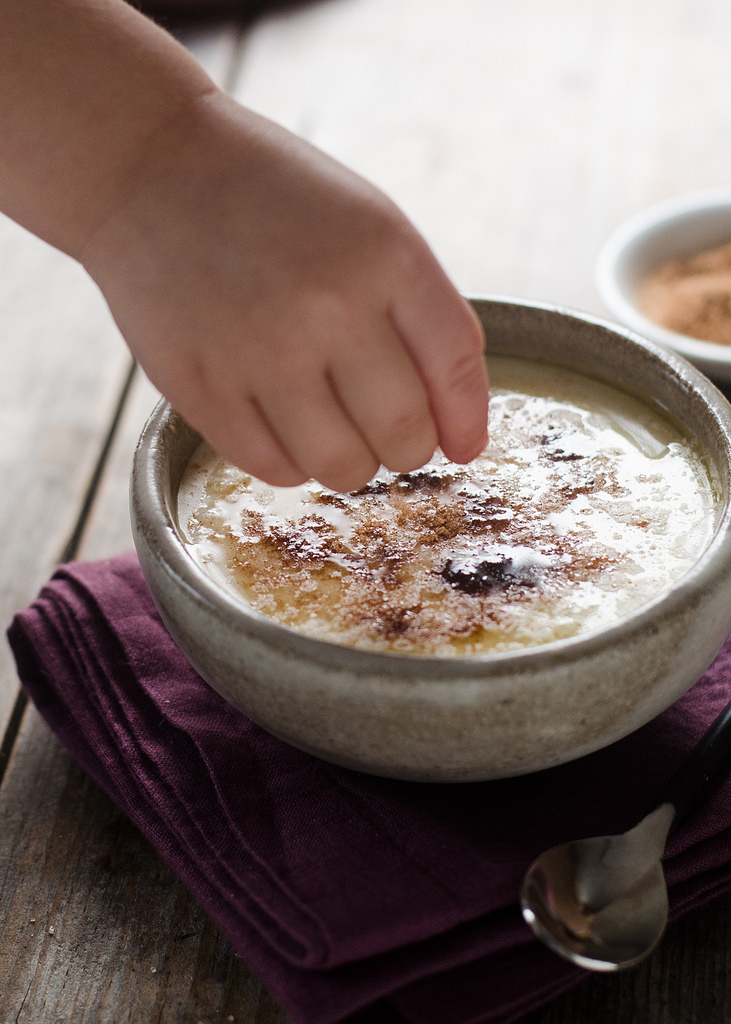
[131,295,731,679]
[595,187,731,370]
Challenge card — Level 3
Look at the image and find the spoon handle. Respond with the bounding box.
[659,697,731,825]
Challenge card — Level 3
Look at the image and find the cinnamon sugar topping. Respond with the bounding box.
[178,358,716,656]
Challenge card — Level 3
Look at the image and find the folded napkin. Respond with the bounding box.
[9,552,731,1024]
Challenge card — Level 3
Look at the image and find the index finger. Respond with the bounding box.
[391,263,489,465]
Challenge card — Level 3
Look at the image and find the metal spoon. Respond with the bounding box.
[520,698,731,971]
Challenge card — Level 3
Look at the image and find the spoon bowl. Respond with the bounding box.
[522,804,674,970]
[521,699,731,969]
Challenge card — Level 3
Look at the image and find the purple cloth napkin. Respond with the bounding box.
[8,552,731,1024]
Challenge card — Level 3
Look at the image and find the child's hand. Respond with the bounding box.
[82,90,489,492]
[1,0,487,492]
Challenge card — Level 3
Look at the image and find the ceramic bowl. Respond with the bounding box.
[596,187,731,382]
[130,297,731,782]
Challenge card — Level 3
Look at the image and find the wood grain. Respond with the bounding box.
[0,708,290,1024]
[0,222,131,738]
[233,0,731,311]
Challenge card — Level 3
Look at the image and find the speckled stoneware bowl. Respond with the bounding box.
[130,297,731,782]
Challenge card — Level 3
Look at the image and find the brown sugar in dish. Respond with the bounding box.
[638,241,731,346]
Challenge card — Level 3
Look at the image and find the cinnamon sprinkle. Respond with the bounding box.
[638,241,731,346]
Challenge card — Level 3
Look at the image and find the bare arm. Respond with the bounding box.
[0,0,489,491]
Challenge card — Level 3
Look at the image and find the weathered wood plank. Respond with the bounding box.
[0,224,131,737]
[232,0,731,312]
[0,708,290,1024]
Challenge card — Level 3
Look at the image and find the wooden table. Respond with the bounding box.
[1,1,730,1020]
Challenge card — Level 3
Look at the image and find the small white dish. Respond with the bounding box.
[596,188,731,382]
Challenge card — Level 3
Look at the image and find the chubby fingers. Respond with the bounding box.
[250,322,438,492]
[391,263,489,465]
[326,321,438,475]
[194,396,309,488]
[180,281,485,494]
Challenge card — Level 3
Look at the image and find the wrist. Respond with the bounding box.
[78,86,238,287]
